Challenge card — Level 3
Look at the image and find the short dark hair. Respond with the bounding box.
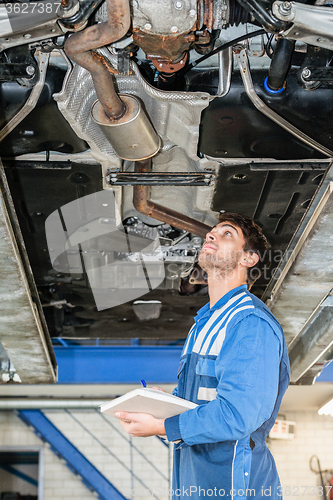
[218,212,270,287]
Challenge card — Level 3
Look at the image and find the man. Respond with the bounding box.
[115,212,290,499]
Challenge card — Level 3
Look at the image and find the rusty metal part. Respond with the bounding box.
[64,0,130,120]
[150,53,188,73]
[132,28,194,62]
[188,264,208,284]
[197,0,202,30]
[179,277,199,295]
[203,0,214,30]
[92,51,118,75]
[194,30,211,44]
[133,159,211,239]
[193,30,216,55]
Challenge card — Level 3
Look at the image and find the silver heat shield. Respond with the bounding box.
[54,57,211,165]
[54,55,219,226]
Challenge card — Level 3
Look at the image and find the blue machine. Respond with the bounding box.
[53,344,182,383]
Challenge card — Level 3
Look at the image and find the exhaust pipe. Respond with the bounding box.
[133,159,211,239]
[64,0,160,160]
[64,0,130,120]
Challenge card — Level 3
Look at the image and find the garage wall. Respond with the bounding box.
[269,411,333,499]
[0,410,170,500]
[1,409,333,500]
[44,409,170,499]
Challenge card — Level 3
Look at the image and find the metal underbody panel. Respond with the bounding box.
[2,1,333,384]
[265,164,333,382]
[54,61,212,167]
[0,159,57,383]
[288,295,333,383]
[266,177,333,344]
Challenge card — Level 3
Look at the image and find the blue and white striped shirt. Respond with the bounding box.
[165,284,290,500]
[182,287,255,357]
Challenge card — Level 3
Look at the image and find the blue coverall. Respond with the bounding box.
[164,284,290,499]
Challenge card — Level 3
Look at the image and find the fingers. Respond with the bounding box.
[151,386,166,392]
[119,419,132,432]
[114,412,164,437]
[118,417,142,436]
[114,411,135,421]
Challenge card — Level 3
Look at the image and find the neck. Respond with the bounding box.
[207,273,247,308]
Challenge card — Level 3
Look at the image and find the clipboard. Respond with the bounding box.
[99,388,197,419]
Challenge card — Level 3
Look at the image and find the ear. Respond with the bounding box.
[240,251,259,269]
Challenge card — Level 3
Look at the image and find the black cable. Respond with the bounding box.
[309,456,327,493]
[265,33,275,60]
[183,28,266,74]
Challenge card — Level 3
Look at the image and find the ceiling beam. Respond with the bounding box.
[266,178,333,346]
[0,159,57,383]
[265,161,333,382]
[288,294,333,382]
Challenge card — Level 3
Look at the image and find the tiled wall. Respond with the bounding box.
[0,410,170,500]
[269,411,333,500]
[1,409,333,500]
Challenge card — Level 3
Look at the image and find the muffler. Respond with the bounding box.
[91,94,161,161]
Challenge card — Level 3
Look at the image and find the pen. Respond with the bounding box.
[141,379,147,388]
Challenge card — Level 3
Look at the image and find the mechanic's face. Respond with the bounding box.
[198,222,247,276]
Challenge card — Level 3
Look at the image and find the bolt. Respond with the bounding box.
[175,0,183,8]
[317,37,326,43]
[278,1,291,15]
[302,68,311,79]
[144,23,152,31]
[26,65,35,76]
[23,34,31,39]
[170,26,178,34]
[189,9,196,16]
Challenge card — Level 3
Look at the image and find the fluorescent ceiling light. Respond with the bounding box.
[318,399,333,416]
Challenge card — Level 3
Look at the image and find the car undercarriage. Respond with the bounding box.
[1,0,333,384]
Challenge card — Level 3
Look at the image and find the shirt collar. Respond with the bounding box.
[194,284,248,322]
